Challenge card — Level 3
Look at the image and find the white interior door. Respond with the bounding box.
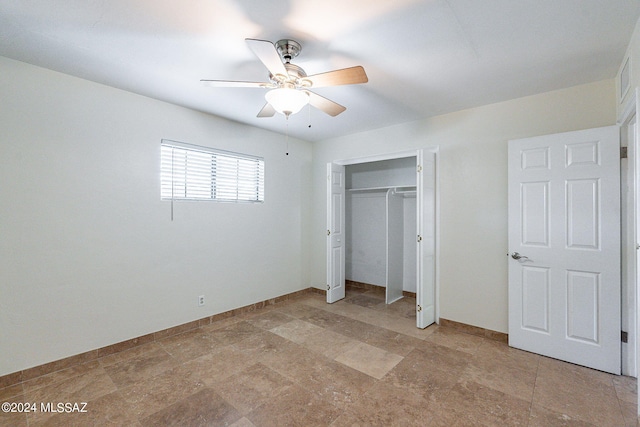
[417,150,436,328]
[508,126,621,374]
[327,162,346,303]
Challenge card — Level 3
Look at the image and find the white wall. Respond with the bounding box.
[618,18,640,114]
[346,192,387,286]
[0,57,313,376]
[312,79,617,334]
[346,157,416,189]
[345,192,417,293]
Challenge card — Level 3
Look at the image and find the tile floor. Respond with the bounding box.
[1,287,637,426]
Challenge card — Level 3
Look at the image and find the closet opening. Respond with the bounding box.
[326,148,438,329]
[345,157,417,308]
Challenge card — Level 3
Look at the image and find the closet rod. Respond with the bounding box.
[347,185,416,193]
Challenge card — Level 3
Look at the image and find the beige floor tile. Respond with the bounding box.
[229,417,257,427]
[0,383,23,401]
[533,357,626,426]
[344,294,385,308]
[180,345,255,387]
[528,403,598,426]
[24,367,115,403]
[474,338,540,372]
[157,328,218,363]
[245,311,294,330]
[335,342,404,379]
[140,388,241,427]
[270,301,315,318]
[325,315,421,356]
[22,360,102,394]
[231,330,306,368]
[102,345,178,389]
[206,320,264,347]
[423,325,485,354]
[29,390,139,427]
[620,400,640,427]
[0,394,28,427]
[372,296,417,318]
[332,381,431,426]
[299,296,330,309]
[458,358,537,402]
[200,315,244,332]
[245,385,341,427]
[318,299,375,320]
[383,317,438,340]
[301,307,353,329]
[269,318,325,344]
[118,365,206,420]
[262,344,376,409]
[98,342,164,368]
[25,367,117,425]
[382,346,470,400]
[299,328,360,359]
[428,380,531,427]
[215,363,294,415]
[614,375,638,404]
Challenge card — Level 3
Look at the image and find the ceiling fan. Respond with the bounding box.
[200,38,368,118]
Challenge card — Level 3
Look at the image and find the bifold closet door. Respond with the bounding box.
[386,189,404,304]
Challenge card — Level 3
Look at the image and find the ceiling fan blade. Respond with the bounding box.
[307,91,346,117]
[257,103,276,118]
[306,66,368,88]
[245,38,288,78]
[200,79,267,88]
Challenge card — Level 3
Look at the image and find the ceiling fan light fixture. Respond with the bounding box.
[265,87,309,116]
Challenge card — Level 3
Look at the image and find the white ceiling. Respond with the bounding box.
[1,0,639,141]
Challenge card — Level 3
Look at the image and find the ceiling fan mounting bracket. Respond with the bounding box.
[275,39,301,63]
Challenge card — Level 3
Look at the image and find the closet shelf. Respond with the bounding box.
[347,185,416,193]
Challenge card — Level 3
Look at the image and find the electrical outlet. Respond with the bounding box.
[198,295,205,306]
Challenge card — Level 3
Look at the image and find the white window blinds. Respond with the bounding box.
[161,140,264,202]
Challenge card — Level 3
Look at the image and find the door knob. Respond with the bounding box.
[511,252,529,261]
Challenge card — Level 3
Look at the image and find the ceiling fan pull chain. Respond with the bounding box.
[308,102,312,128]
[285,115,289,156]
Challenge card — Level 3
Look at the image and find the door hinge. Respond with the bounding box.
[326,284,331,291]
[417,235,422,242]
[417,165,423,173]
[417,305,422,312]
[622,330,629,343]
[327,229,331,236]
[621,146,628,159]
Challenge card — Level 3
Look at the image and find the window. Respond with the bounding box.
[161,140,264,202]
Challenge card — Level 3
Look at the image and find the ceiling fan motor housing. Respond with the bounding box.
[275,39,301,63]
[271,60,311,89]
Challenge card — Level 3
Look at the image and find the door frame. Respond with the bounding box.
[327,147,440,327]
[619,88,638,377]
[618,87,640,419]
